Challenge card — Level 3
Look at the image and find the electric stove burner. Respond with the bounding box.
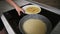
[3,3,60,34]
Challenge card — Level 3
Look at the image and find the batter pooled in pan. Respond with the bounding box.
[23,5,41,14]
[23,19,47,34]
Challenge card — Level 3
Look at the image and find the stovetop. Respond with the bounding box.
[3,4,60,34]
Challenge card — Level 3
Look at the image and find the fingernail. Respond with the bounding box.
[19,13,21,16]
[18,13,20,16]
[22,10,25,13]
[22,9,25,13]
[22,11,25,13]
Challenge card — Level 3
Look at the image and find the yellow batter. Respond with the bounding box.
[25,5,41,14]
[23,19,47,34]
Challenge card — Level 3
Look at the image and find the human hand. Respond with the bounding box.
[6,0,24,16]
[15,7,24,16]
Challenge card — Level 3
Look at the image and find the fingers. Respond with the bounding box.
[17,11,20,16]
[17,10,24,16]
[16,8,24,16]
[22,9,25,13]
[20,9,25,13]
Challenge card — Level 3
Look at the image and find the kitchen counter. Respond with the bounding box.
[30,0,60,9]
[0,0,60,34]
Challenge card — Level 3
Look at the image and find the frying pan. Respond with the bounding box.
[19,14,52,34]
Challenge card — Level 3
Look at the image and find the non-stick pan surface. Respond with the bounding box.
[19,14,52,34]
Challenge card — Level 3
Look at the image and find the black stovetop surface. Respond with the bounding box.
[3,4,60,34]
